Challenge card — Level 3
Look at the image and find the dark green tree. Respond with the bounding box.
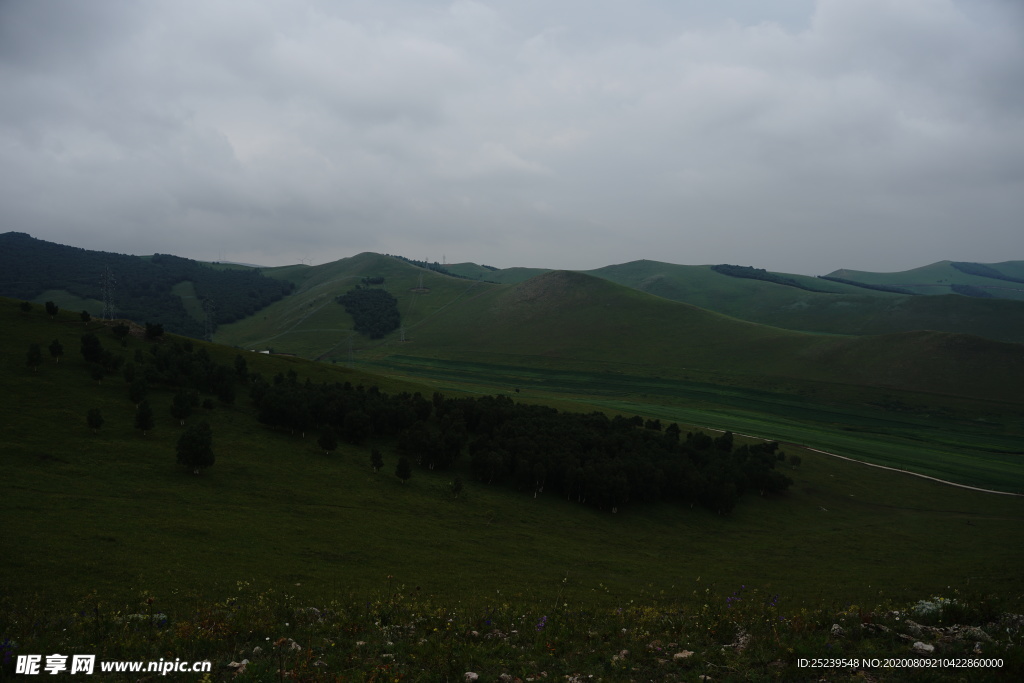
[177,421,215,474]
[170,391,193,426]
[19,301,31,313]
[90,366,105,384]
[45,301,59,318]
[48,339,64,364]
[395,455,412,484]
[87,408,104,433]
[80,333,103,363]
[80,310,91,323]
[112,323,130,342]
[144,322,164,340]
[341,410,372,445]
[318,427,339,455]
[26,343,42,371]
[135,400,154,436]
[128,378,148,407]
[370,448,384,473]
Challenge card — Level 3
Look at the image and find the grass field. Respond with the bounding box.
[4,299,1024,680]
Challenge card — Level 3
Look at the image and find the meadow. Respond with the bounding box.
[3,300,1023,680]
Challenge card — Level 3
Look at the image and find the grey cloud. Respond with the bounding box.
[0,0,1020,273]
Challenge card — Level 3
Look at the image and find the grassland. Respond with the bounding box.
[5,294,1024,680]
[829,261,1024,301]
[4,300,1023,606]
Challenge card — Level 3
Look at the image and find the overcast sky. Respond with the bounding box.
[1,0,1021,274]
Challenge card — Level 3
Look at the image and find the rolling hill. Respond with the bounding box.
[445,257,1024,342]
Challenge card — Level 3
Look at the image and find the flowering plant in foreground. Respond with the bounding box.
[0,582,1019,681]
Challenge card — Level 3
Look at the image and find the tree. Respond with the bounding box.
[48,339,64,364]
[19,301,31,313]
[170,391,193,426]
[128,378,148,407]
[144,322,164,340]
[87,408,104,433]
[80,333,103,363]
[112,323,130,342]
[177,421,214,474]
[80,310,92,323]
[341,410,372,444]
[318,427,338,455]
[26,343,42,372]
[370,448,384,473]
[395,455,412,484]
[135,400,154,436]
[45,301,59,318]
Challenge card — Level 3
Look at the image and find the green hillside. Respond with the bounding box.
[829,260,1024,301]
[443,258,1024,342]
[5,296,1024,680]
[0,232,294,338]
[446,261,552,284]
[4,298,1023,604]
[380,270,1024,403]
[590,260,1024,342]
[215,252,501,359]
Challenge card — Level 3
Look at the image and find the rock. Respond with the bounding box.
[904,620,925,637]
[912,641,935,654]
[464,673,479,682]
[673,651,695,660]
[830,624,845,638]
[957,626,993,643]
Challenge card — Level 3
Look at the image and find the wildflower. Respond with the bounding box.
[536,616,548,631]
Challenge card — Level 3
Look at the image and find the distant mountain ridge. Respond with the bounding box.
[3,232,1023,345]
[0,232,293,337]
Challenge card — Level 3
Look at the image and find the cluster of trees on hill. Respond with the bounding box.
[336,287,401,338]
[816,276,917,295]
[711,264,825,292]
[0,232,293,338]
[249,376,793,514]
[950,262,1024,284]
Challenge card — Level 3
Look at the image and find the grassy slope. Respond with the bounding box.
[215,253,501,359]
[387,270,1024,404]
[587,260,1024,342]
[830,260,1024,301]
[3,300,1023,615]
[444,258,1024,341]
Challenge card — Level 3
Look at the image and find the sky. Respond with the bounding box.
[1,0,1022,275]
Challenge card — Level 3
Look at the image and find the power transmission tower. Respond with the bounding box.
[100,266,117,320]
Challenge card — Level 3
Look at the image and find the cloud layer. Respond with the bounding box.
[1,0,1021,273]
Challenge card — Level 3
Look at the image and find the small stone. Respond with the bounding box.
[464,673,479,683]
[830,624,845,638]
[673,650,695,660]
[912,641,935,654]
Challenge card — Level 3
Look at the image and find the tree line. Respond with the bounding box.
[711,264,826,293]
[250,375,793,514]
